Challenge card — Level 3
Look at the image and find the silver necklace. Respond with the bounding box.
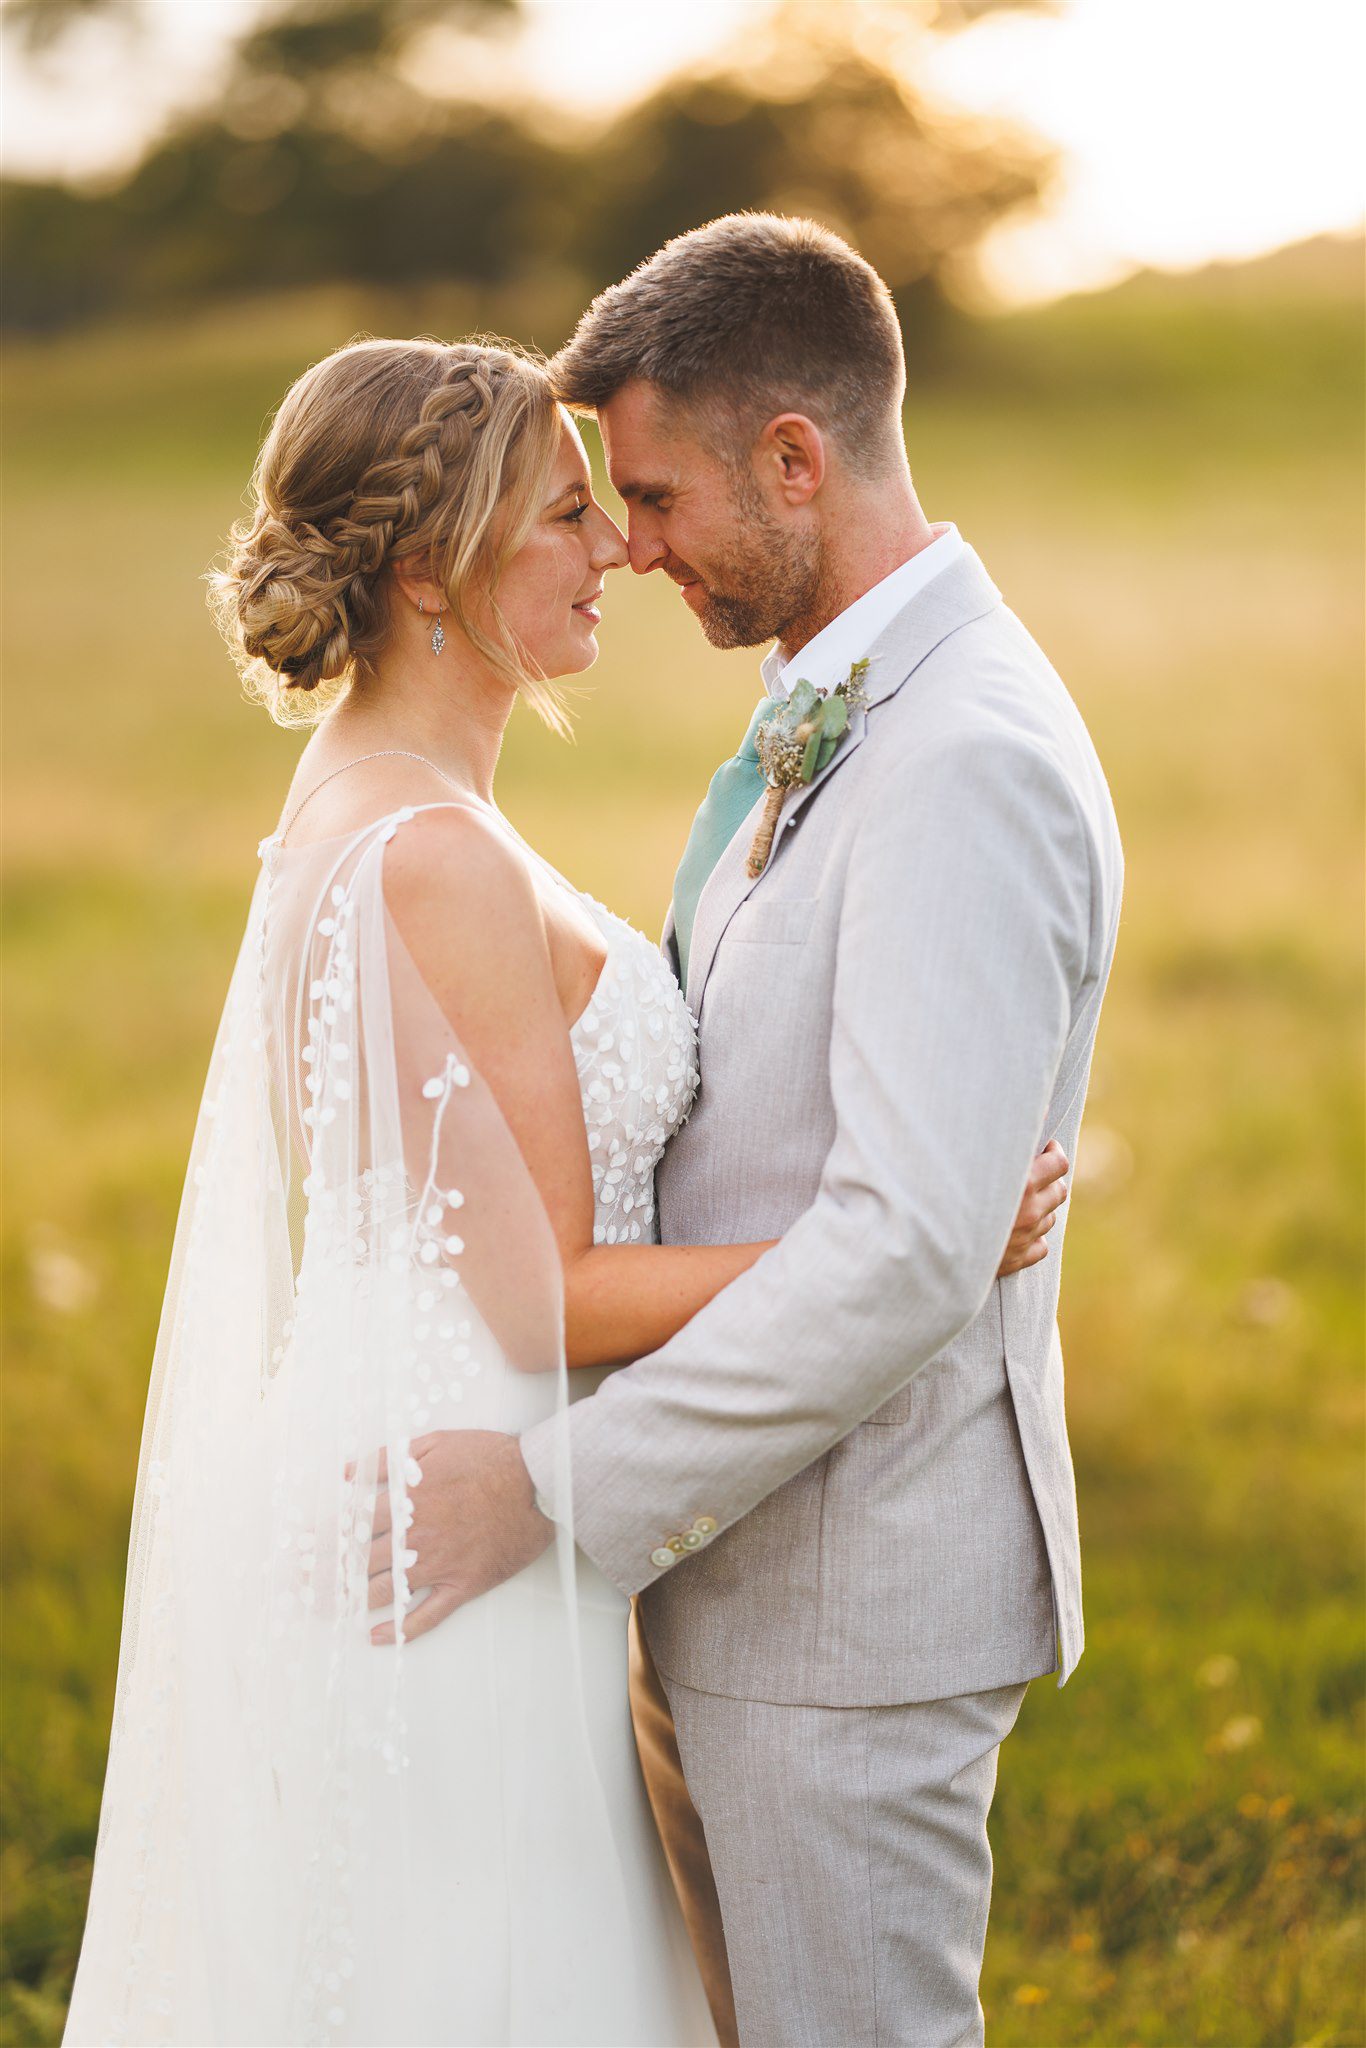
[278,750,463,843]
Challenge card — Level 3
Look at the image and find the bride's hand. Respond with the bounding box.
[998,1140,1069,1276]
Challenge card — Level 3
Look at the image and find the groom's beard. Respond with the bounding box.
[675,482,825,651]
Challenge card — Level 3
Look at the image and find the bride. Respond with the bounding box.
[63,337,1060,2048]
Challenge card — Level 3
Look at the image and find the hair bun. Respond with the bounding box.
[213,509,353,699]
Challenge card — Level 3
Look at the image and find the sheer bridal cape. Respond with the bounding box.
[63,806,655,2047]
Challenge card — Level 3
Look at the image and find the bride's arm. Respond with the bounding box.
[383,806,1067,1374]
[562,1239,776,1369]
[566,1136,1069,1366]
[382,805,780,1367]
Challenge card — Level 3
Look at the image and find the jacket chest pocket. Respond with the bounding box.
[725,897,819,946]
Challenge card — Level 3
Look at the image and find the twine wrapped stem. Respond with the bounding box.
[746,784,789,878]
[747,717,818,877]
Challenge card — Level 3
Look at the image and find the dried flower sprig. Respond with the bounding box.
[747,658,869,877]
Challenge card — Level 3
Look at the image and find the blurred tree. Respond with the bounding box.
[574,5,1051,360]
[0,0,515,55]
[233,0,516,70]
[1,0,1052,337]
[1,0,545,325]
[2,0,146,54]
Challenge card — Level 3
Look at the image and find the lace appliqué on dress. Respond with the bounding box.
[567,895,699,1247]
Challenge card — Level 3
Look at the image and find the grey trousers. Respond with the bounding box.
[659,1667,1029,2048]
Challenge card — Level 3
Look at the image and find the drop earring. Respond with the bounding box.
[418,596,446,656]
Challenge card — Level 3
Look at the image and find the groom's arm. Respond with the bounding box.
[521,729,1097,1596]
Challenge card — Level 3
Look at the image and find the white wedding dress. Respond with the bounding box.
[63,803,716,2048]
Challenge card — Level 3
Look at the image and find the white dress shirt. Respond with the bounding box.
[760,522,964,700]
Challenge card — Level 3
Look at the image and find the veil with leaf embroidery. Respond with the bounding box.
[63,804,642,2047]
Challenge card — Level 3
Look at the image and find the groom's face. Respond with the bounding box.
[597,380,822,651]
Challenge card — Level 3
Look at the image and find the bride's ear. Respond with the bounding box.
[390,558,449,618]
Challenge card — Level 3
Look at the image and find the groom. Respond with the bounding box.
[395,215,1123,2046]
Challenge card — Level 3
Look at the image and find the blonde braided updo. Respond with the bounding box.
[210,336,564,727]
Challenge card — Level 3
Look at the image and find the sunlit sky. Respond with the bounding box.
[2,0,1361,302]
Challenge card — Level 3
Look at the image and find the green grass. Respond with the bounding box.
[3,244,1363,2046]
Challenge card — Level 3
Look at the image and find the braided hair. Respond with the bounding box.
[210,338,561,725]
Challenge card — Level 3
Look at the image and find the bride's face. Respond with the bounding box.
[494,412,627,679]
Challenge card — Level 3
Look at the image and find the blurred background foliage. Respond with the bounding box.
[1,2,1363,2045]
[1,0,1050,340]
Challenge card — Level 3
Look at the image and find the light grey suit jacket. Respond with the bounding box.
[522,546,1124,1709]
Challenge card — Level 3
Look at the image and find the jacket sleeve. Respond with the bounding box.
[521,731,1095,1596]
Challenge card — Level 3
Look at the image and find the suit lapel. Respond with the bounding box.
[684,547,1003,1019]
[683,805,763,1013]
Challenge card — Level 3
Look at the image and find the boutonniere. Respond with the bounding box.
[747,657,869,877]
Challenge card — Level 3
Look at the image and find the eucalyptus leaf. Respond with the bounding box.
[822,694,849,740]
[788,679,819,721]
[800,730,822,782]
[817,736,839,771]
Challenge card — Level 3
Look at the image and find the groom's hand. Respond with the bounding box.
[359,1430,553,1646]
[998,1139,1070,1276]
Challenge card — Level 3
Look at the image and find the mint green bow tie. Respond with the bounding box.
[672,696,776,992]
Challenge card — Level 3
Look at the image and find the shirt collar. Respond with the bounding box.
[760,523,964,701]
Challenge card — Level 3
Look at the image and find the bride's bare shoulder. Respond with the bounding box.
[382,804,551,1005]
[383,800,530,907]
[276,751,553,1002]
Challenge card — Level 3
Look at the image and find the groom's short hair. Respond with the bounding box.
[551,213,906,473]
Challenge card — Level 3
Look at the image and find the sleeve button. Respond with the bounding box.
[681,1530,704,1550]
[650,1547,676,1570]
[692,1516,717,1536]
[667,1536,687,1554]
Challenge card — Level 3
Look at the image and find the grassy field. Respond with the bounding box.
[3,239,1362,2046]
